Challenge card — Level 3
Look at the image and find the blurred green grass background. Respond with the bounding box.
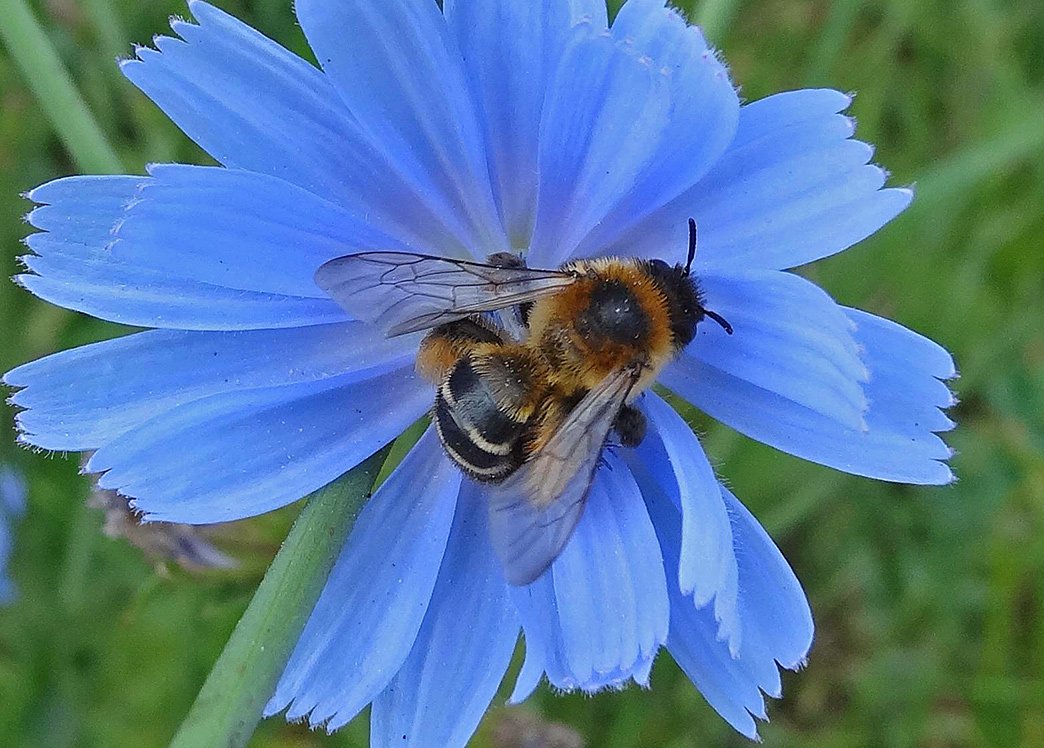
[1,0,1042,745]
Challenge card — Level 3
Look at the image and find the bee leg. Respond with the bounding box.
[613,404,647,448]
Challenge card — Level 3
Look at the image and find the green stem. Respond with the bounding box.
[0,0,122,173]
[374,417,429,488]
[170,449,390,748]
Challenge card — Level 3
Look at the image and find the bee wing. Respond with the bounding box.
[314,251,576,336]
[488,365,643,586]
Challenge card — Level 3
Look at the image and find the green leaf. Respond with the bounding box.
[0,0,122,174]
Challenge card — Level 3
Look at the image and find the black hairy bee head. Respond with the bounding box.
[644,218,733,350]
[644,258,704,349]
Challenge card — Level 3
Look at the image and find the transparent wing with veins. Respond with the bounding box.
[488,364,644,586]
[314,251,576,336]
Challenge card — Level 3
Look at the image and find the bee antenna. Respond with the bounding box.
[684,218,698,275]
[703,308,734,335]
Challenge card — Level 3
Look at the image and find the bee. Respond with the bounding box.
[316,219,732,585]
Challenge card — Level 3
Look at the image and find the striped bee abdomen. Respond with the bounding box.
[434,356,527,483]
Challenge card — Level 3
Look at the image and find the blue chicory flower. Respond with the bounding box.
[4,0,956,743]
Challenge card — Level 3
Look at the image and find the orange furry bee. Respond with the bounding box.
[316,219,731,584]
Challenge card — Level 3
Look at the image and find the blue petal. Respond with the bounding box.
[630,394,739,651]
[691,126,909,271]
[845,308,957,434]
[686,269,870,430]
[508,639,547,704]
[122,1,351,194]
[295,0,507,258]
[728,88,853,144]
[120,3,459,252]
[509,453,668,693]
[508,642,659,702]
[526,30,671,267]
[5,323,416,452]
[267,431,460,729]
[443,0,608,244]
[718,487,813,674]
[84,367,430,522]
[16,260,342,331]
[370,482,519,748]
[25,175,139,249]
[577,0,739,258]
[662,305,955,484]
[606,88,909,270]
[645,481,812,740]
[111,164,407,298]
[21,176,345,329]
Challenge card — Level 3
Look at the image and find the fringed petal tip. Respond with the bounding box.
[577,651,658,694]
[645,472,812,740]
[667,302,957,485]
[633,394,737,621]
[10,430,34,452]
[267,435,461,734]
[787,655,810,672]
[607,85,908,270]
[511,660,656,703]
[124,496,160,524]
[507,453,669,703]
[13,248,36,275]
[506,675,535,706]
[267,704,339,735]
[892,185,915,210]
[368,481,520,748]
[10,274,36,299]
[22,182,59,206]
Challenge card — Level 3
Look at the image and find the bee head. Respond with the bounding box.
[682,218,733,337]
[646,218,733,349]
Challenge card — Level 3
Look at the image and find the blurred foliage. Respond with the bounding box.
[1,0,1042,746]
